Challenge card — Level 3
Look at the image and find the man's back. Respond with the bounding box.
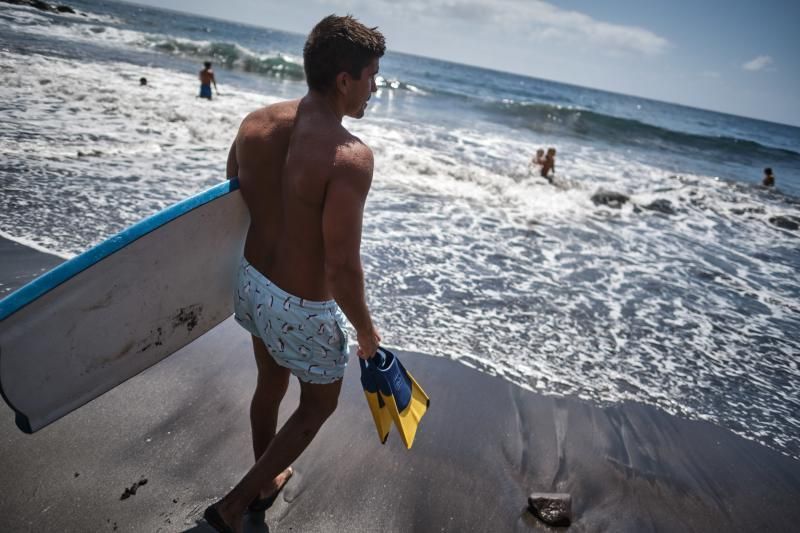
[231,97,371,302]
[199,68,214,85]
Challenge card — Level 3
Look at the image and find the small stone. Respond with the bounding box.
[120,481,141,500]
[74,472,79,478]
[528,492,572,527]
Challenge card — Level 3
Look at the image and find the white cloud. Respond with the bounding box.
[510,0,669,56]
[742,55,773,71]
[317,0,670,56]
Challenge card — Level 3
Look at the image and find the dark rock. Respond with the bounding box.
[591,190,629,209]
[642,198,675,215]
[528,492,572,527]
[1,0,55,12]
[769,215,799,231]
[2,0,74,13]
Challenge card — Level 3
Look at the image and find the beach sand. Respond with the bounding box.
[1,236,799,532]
[0,237,63,298]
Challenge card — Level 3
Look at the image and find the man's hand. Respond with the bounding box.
[356,326,381,360]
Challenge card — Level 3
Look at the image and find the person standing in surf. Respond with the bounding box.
[762,167,775,187]
[541,147,557,183]
[204,15,384,532]
[199,61,218,99]
[530,148,545,170]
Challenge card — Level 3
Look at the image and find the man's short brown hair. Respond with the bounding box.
[303,14,386,92]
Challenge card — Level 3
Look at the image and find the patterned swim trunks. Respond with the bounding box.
[233,258,349,384]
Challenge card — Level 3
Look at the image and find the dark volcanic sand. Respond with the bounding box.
[0,237,799,532]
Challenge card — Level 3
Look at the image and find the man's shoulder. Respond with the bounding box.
[325,139,373,199]
[334,137,373,174]
[324,139,373,193]
[239,100,300,138]
[245,99,299,123]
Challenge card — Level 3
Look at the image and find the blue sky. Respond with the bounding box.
[133,0,799,126]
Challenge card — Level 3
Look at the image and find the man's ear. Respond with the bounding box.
[335,71,349,95]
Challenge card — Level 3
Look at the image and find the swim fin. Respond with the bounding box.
[372,347,430,449]
[359,355,393,444]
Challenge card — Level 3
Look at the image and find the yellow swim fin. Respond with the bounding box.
[374,348,430,449]
[359,355,393,444]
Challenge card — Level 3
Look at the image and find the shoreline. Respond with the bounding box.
[0,235,65,298]
[1,237,799,531]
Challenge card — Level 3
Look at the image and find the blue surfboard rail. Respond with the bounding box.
[0,178,240,323]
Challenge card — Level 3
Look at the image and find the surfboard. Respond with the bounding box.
[0,178,249,433]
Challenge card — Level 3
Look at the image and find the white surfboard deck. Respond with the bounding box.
[0,178,249,433]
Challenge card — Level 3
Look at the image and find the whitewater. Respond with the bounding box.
[1,0,799,460]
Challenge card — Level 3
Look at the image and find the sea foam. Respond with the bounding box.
[1,3,799,460]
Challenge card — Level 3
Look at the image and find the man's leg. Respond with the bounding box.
[249,336,292,500]
[214,376,343,530]
[250,335,289,459]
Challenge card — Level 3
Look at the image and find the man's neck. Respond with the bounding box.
[305,90,345,123]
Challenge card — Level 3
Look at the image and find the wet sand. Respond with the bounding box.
[1,236,799,532]
[0,236,63,298]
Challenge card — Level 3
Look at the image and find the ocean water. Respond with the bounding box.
[1,0,799,459]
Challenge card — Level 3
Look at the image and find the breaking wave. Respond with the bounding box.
[145,37,306,80]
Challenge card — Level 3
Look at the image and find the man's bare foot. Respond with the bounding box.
[247,466,294,513]
[263,466,294,499]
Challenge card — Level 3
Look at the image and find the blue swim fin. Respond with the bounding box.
[359,355,393,444]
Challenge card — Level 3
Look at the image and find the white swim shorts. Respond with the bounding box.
[233,258,349,384]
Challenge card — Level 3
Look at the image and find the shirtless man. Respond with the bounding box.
[199,61,217,99]
[540,147,556,182]
[203,15,384,533]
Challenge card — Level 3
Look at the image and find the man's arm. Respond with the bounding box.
[226,141,238,179]
[212,72,218,92]
[322,143,380,359]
